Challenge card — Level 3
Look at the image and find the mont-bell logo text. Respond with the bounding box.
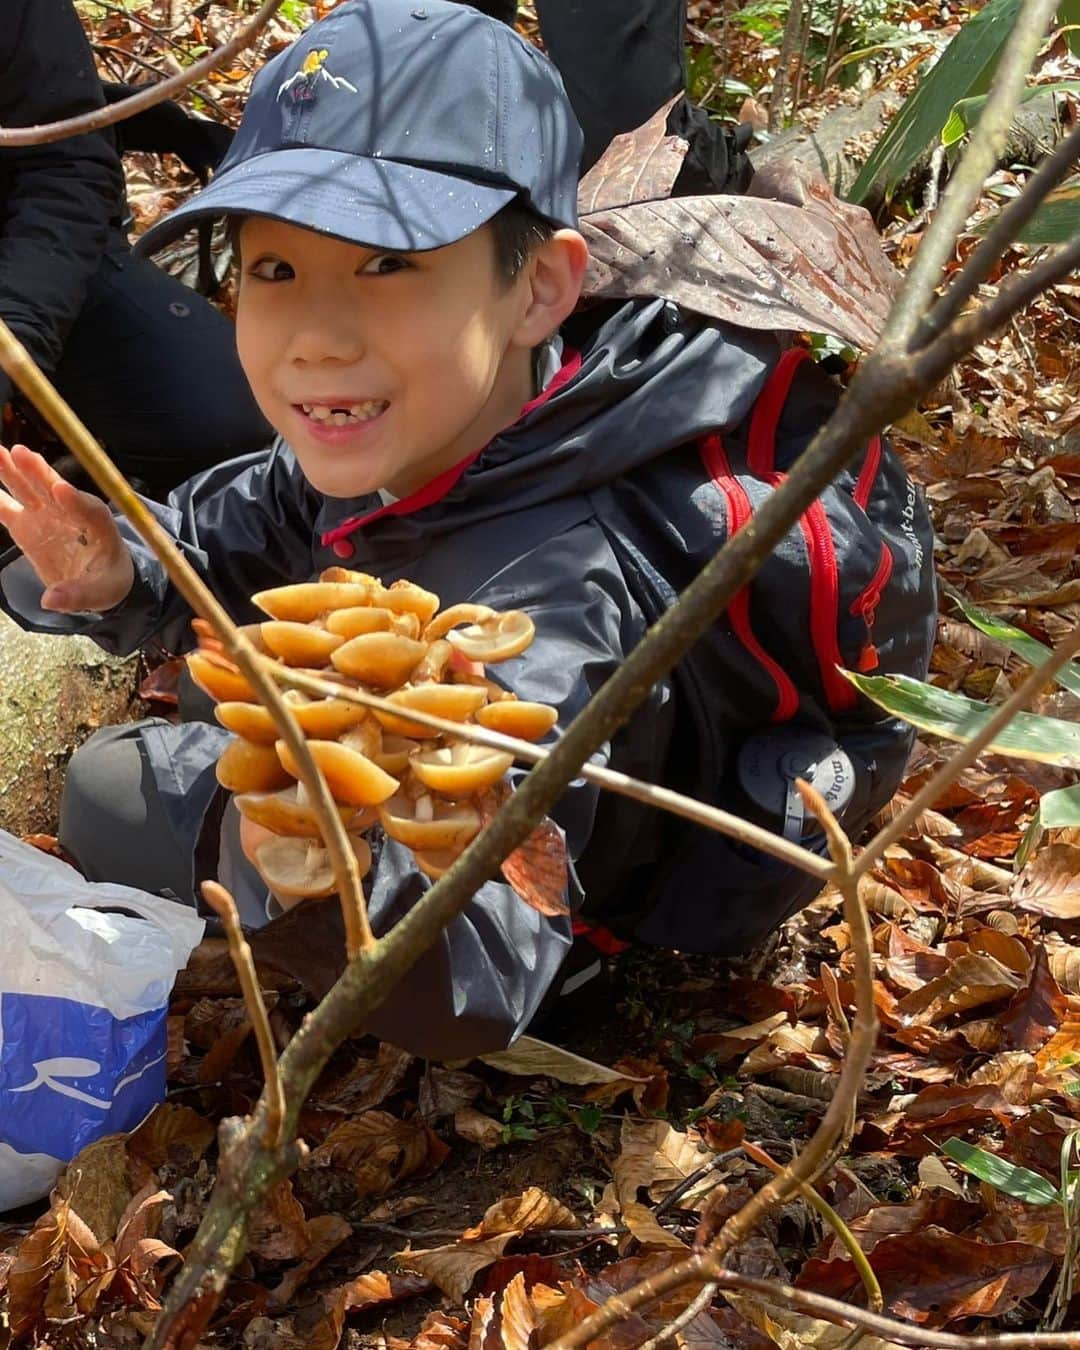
[277,48,358,104]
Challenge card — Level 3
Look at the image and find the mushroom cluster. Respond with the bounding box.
[186,568,557,901]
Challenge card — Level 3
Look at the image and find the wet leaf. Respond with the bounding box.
[577,94,686,213]
[580,187,896,350]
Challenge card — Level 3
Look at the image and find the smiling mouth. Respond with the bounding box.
[299,400,389,426]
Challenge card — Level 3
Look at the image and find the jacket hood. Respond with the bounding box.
[315,298,778,546]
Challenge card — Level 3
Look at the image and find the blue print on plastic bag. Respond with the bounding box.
[0,992,165,1163]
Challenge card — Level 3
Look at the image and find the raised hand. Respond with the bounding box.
[0,444,134,612]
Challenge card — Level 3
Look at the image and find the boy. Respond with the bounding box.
[0,0,935,1059]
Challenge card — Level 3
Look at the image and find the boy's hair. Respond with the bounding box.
[489,200,556,284]
[226,202,556,286]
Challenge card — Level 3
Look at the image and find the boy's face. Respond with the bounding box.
[235,217,537,500]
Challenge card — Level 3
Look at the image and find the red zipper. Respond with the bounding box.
[757,467,856,714]
[747,348,811,476]
[853,434,883,510]
[699,435,800,723]
[850,541,894,673]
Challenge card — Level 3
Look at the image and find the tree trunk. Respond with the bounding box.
[0,615,141,835]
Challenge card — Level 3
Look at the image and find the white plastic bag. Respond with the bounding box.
[0,830,204,1209]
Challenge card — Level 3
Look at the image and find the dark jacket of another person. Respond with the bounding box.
[0,0,126,402]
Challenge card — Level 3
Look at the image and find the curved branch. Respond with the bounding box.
[880,0,1060,352]
[918,118,1080,345]
[0,320,373,955]
[268,663,833,882]
[0,0,284,147]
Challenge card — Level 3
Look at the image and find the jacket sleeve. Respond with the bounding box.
[0,443,316,656]
[0,0,126,401]
[355,519,666,1059]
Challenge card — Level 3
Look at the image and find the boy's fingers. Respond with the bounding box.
[0,446,45,508]
[0,486,24,525]
[11,444,69,502]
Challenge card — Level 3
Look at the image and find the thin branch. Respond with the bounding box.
[742,1139,882,1314]
[638,1281,718,1350]
[0,0,283,146]
[617,1263,1080,1350]
[880,0,1059,352]
[853,614,1080,879]
[918,117,1080,344]
[913,231,1080,375]
[268,663,833,883]
[549,779,877,1350]
[200,881,285,1146]
[0,320,372,957]
[768,0,804,134]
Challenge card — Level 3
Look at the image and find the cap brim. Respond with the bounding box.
[134,147,517,256]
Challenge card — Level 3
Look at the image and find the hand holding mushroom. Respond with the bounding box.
[187,569,557,908]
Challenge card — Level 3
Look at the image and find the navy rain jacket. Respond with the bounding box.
[0,298,936,1058]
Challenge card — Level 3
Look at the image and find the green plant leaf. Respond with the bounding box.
[1003,178,1080,246]
[948,592,1080,698]
[845,671,1080,767]
[941,81,1080,146]
[848,0,1022,203]
[1016,781,1080,870]
[942,1138,1060,1205]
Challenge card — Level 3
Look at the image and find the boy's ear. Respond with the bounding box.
[513,229,589,347]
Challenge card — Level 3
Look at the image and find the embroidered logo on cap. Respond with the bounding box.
[278,47,358,103]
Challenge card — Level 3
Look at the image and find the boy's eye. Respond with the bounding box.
[360,254,409,276]
[249,257,295,282]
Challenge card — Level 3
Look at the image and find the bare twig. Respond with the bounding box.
[881,0,1060,351]
[919,117,1080,344]
[548,781,877,1350]
[853,614,1080,878]
[200,881,285,1145]
[768,0,804,134]
[638,1280,719,1350]
[0,0,283,146]
[0,321,372,956]
[604,1263,1080,1349]
[790,0,814,123]
[819,1,845,95]
[742,1139,882,1314]
[269,663,833,882]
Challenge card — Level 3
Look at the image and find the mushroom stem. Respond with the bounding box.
[200,881,286,1147]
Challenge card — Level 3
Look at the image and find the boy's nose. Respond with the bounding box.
[288,319,365,366]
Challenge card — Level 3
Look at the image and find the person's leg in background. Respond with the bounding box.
[534,0,688,172]
[471,0,753,194]
[50,231,272,493]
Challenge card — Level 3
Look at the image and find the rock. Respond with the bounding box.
[751,89,1067,210]
[0,614,141,834]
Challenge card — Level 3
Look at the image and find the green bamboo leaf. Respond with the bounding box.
[848,0,1022,204]
[942,81,1080,145]
[1010,178,1080,246]
[948,593,1080,698]
[1017,782,1080,871]
[845,671,1080,768]
[941,1138,1060,1205]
